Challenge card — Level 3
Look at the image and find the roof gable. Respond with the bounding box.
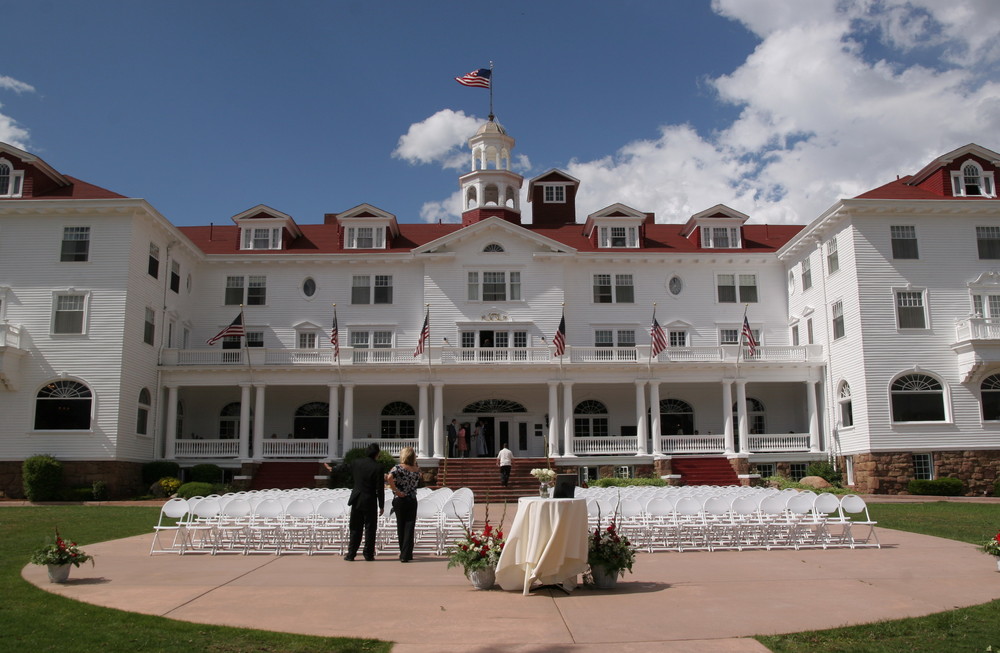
[413,216,575,254]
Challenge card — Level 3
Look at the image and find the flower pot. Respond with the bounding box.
[590,565,619,589]
[466,566,496,590]
[47,563,71,583]
[995,556,1000,572]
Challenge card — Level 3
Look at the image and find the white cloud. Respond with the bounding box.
[0,75,35,94]
[0,74,34,149]
[393,109,482,170]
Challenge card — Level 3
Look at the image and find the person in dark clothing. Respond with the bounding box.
[345,443,385,561]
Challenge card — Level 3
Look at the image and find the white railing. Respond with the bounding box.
[261,438,331,458]
[0,323,21,349]
[263,349,334,365]
[659,346,725,362]
[351,438,418,457]
[572,436,637,455]
[571,347,639,363]
[174,439,240,458]
[956,317,1000,341]
[441,347,552,364]
[660,434,725,454]
[745,432,811,452]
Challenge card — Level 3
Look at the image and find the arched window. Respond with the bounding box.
[891,373,945,422]
[0,162,9,196]
[462,399,527,413]
[838,382,853,428]
[964,163,984,196]
[484,183,499,205]
[137,388,151,435]
[732,398,766,434]
[574,400,609,437]
[660,399,694,435]
[0,159,23,197]
[218,402,252,439]
[483,243,505,253]
[294,402,329,439]
[981,374,1000,421]
[952,161,995,197]
[465,186,477,209]
[380,401,416,438]
[35,380,93,430]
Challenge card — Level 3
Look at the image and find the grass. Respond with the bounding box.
[756,500,1000,653]
[0,505,391,653]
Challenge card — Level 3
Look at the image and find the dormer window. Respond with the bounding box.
[543,185,566,203]
[599,226,638,248]
[0,159,24,198]
[345,226,386,249]
[951,161,996,197]
[702,226,742,249]
[241,227,282,250]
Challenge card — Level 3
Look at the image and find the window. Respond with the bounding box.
[791,324,800,346]
[60,226,90,262]
[719,328,739,345]
[298,332,317,349]
[53,293,87,334]
[574,400,609,437]
[241,227,282,250]
[593,329,636,360]
[977,226,1000,259]
[467,271,521,302]
[913,453,934,480]
[148,243,160,278]
[702,226,741,249]
[218,402,251,439]
[592,274,634,303]
[543,185,565,203]
[137,388,151,436]
[380,401,416,438]
[891,373,945,422]
[801,259,812,290]
[890,225,918,259]
[35,380,92,430]
[716,273,757,303]
[598,226,639,248]
[971,293,1000,318]
[789,463,807,481]
[170,261,181,293]
[668,330,688,347]
[831,301,845,340]
[951,162,995,197]
[661,399,694,435]
[895,290,926,329]
[352,275,393,305]
[294,402,329,439]
[345,226,385,249]
[483,243,505,253]
[732,398,767,435]
[225,276,266,305]
[351,329,393,362]
[807,318,814,344]
[0,159,24,197]
[839,382,853,428]
[245,331,264,348]
[981,374,1000,421]
[826,238,839,274]
[143,307,155,345]
[225,276,244,305]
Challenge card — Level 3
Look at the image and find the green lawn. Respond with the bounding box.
[756,500,1000,653]
[0,505,390,653]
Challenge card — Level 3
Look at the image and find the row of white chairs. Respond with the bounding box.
[149,486,475,556]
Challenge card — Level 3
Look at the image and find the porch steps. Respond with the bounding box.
[671,457,739,486]
[437,457,553,504]
[251,461,323,490]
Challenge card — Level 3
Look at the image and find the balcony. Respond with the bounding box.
[0,322,25,391]
[953,317,1000,381]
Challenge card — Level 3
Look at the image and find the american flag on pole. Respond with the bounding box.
[207,313,244,346]
[741,315,758,358]
[455,68,491,88]
[553,314,566,357]
[414,309,430,357]
[650,315,667,359]
[330,308,340,360]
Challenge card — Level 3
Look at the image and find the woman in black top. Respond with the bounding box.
[388,446,421,562]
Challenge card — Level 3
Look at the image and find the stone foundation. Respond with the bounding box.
[841,450,1000,495]
[0,460,144,500]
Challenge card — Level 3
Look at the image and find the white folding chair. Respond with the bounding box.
[149,497,190,555]
[312,497,349,554]
[839,494,880,548]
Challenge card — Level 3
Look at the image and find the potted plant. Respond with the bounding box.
[981,531,1000,571]
[29,530,94,583]
[586,519,636,589]
[446,520,505,589]
[530,468,557,497]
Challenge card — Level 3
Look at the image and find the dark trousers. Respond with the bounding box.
[392,495,418,561]
[348,501,378,559]
[500,465,511,487]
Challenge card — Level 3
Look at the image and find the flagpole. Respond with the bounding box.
[736,303,749,376]
[332,303,342,376]
[241,304,254,385]
[425,303,432,373]
[647,303,656,374]
[488,61,494,120]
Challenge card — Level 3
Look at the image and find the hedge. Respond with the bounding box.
[908,477,963,496]
[22,454,63,501]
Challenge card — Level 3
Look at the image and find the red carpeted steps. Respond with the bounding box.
[671,456,739,486]
[250,462,322,490]
[437,457,553,503]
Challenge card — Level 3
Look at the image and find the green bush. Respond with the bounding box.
[158,477,182,496]
[22,455,64,501]
[63,486,94,501]
[805,460,842,485]
[591,477,667,487]
[91,480,109,501]
[908,477,964,496]
[994,478,1000,498]
[762,475,852,494]
[175,481,215,498]
[142,461,181,486]
[188,463,223,484]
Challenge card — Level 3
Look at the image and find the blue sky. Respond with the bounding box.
[3,0,1000,227]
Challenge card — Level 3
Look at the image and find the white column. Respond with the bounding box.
[343,384,355,453]
[327,384,339,458]
[239,383,252,458]
[253,384,266,461]
[807,380,820,452]
[417,382,429,458]
[547,382,560,457]
[433,383,445,458]
[722,380,735,455]
[164,385,179,460]
[649,381,662,456]
[735,380,748,455]
[562,382,575,457]
[635,380,648,455]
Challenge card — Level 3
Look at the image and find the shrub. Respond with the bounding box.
[908,477,964,496]
[805,460,842,485]
[142,461,180,486]
[188,464,223,484]
[63,486,95,501]
[175,481,214,499]
[994,478,1000,498]
[591,477,667,487]
[91,480,109,501]
[158,477,182,496]
[22,454,64,501]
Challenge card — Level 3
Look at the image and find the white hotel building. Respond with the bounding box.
[1,120,998,497]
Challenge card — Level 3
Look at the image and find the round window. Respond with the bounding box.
[302,277,317,297]
[668,276,683,295]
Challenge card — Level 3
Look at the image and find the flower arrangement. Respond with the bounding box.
[446,521,505,573]
[530,468,557,485]
[981,531,1000,557]
[586,519,636,580]
[29,530,94,568]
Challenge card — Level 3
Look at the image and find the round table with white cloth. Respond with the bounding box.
[495,497,589,595]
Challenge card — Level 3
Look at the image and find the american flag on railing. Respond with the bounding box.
[207,313,244,346]
[741,315,758,358]
[553,313,566,357]
[330,307,340,360]
[650,314,667,358]
[414,309,430,357]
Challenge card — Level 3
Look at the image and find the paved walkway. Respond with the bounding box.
[19,503,1000,652]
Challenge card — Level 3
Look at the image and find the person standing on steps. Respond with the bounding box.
[497,442,513,487]
[345,443,384,561]
[457,422,469,458]
[447,419,458,458]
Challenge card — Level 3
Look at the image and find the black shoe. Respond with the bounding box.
[344,555,356,561]
[364,556,375,561]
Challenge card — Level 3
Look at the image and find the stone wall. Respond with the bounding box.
[842,450,1000,495]
[0,460,144,499]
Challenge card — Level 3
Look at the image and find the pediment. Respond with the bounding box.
[413,216,575,254]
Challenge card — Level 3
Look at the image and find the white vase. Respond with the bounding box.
[47,563,71,583]
[466,566,496,590]
[995,556,1000,572]
[590,565,619,589]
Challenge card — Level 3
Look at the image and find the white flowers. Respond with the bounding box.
[530,468,557,484]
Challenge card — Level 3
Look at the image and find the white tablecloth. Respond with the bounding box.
[495,497,589,594]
